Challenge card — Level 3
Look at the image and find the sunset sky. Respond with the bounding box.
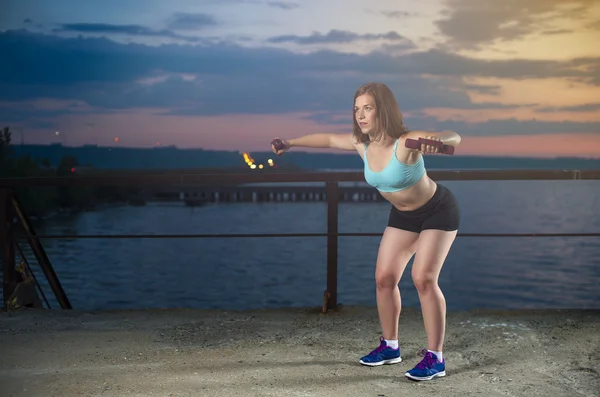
[1,0,600,158]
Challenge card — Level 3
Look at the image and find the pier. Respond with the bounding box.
[154,182,384,204]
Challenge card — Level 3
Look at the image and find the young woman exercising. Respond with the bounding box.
[270,82,462,381]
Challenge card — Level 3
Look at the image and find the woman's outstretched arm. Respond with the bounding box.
[272,133,357,155]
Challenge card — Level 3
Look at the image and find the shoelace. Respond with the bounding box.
[369,337,387,355]
[415,349,437,369]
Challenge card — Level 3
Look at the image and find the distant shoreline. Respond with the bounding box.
[11,143,600,171]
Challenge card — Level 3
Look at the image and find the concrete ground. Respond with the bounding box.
[0,306,599,397]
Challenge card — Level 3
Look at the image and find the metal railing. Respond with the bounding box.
[1,168,599,312]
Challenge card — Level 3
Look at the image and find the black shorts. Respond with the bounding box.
[387,184,460,233]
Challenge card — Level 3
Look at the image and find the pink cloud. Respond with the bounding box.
[420,107,600,123]
[22,109,348,151]
[12,108,600,158]
[457,133,600,158]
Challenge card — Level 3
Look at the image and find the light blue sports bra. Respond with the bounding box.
[363,139,425,192]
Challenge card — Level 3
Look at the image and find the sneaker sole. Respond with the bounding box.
[359,357,402,366]
[404,370,446,381]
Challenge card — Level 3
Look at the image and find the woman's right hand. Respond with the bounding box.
[271,137,290,156]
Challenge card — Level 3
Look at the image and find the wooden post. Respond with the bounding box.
[0,189,16,311]
[324,181,339,312]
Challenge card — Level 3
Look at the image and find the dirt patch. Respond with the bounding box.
[1,306,599,396]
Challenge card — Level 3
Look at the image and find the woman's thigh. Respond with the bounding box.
[375,226,420,283]
[411,229,458,283]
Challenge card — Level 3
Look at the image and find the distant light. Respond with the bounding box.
[258,164,264,169]
[250,164,257,169]
[242,152,255,165]
[267,159,273,164]
[114,137,119,142]
[70,167,75,173]
[55,131,60,136]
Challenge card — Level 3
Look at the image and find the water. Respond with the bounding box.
[13,181,600,311]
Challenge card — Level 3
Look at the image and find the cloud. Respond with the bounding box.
[166,13,218,31]
[54,23,202,42]
[541,29,574,35]
[587,20,600,30]
[463,83,501,95]
[436,0,597,49]
[304,100,529,127]
[0,98,120,130]
[2,27,599,116]
[0,32,491,114]
[423,118,600,136]
[0,29,599,138]
[2,29,598,88]
[266,1,300,10]
[537,103,600,112]
[266,29,409,45]
[380,10,415,19]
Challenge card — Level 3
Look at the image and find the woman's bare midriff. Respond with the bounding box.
[355,138,439,212]
[379,174,438,212]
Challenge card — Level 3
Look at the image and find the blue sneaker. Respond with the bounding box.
[359,337,402,366]
[405,349,446,381]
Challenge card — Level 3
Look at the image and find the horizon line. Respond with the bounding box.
[9,142,600,160]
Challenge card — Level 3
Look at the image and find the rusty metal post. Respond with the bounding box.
[324,181,339,312]
[11,195,72,309]
[0,188,16,310]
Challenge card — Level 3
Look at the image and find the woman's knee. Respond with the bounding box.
[411,269,439,292]
[375,269,400,289]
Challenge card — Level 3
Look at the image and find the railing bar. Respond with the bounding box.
[1,169,600,188]
[28,232,600,239]
[32,233,327,239]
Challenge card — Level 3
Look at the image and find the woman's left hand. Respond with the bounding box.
[420,135,442,154]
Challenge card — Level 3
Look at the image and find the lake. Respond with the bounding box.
[15,180,600,312]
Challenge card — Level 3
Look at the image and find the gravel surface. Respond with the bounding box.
[1,306,599,397]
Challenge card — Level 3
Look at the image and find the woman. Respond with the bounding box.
[271,82,461,382]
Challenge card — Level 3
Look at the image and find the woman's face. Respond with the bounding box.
[354,94,377,136]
